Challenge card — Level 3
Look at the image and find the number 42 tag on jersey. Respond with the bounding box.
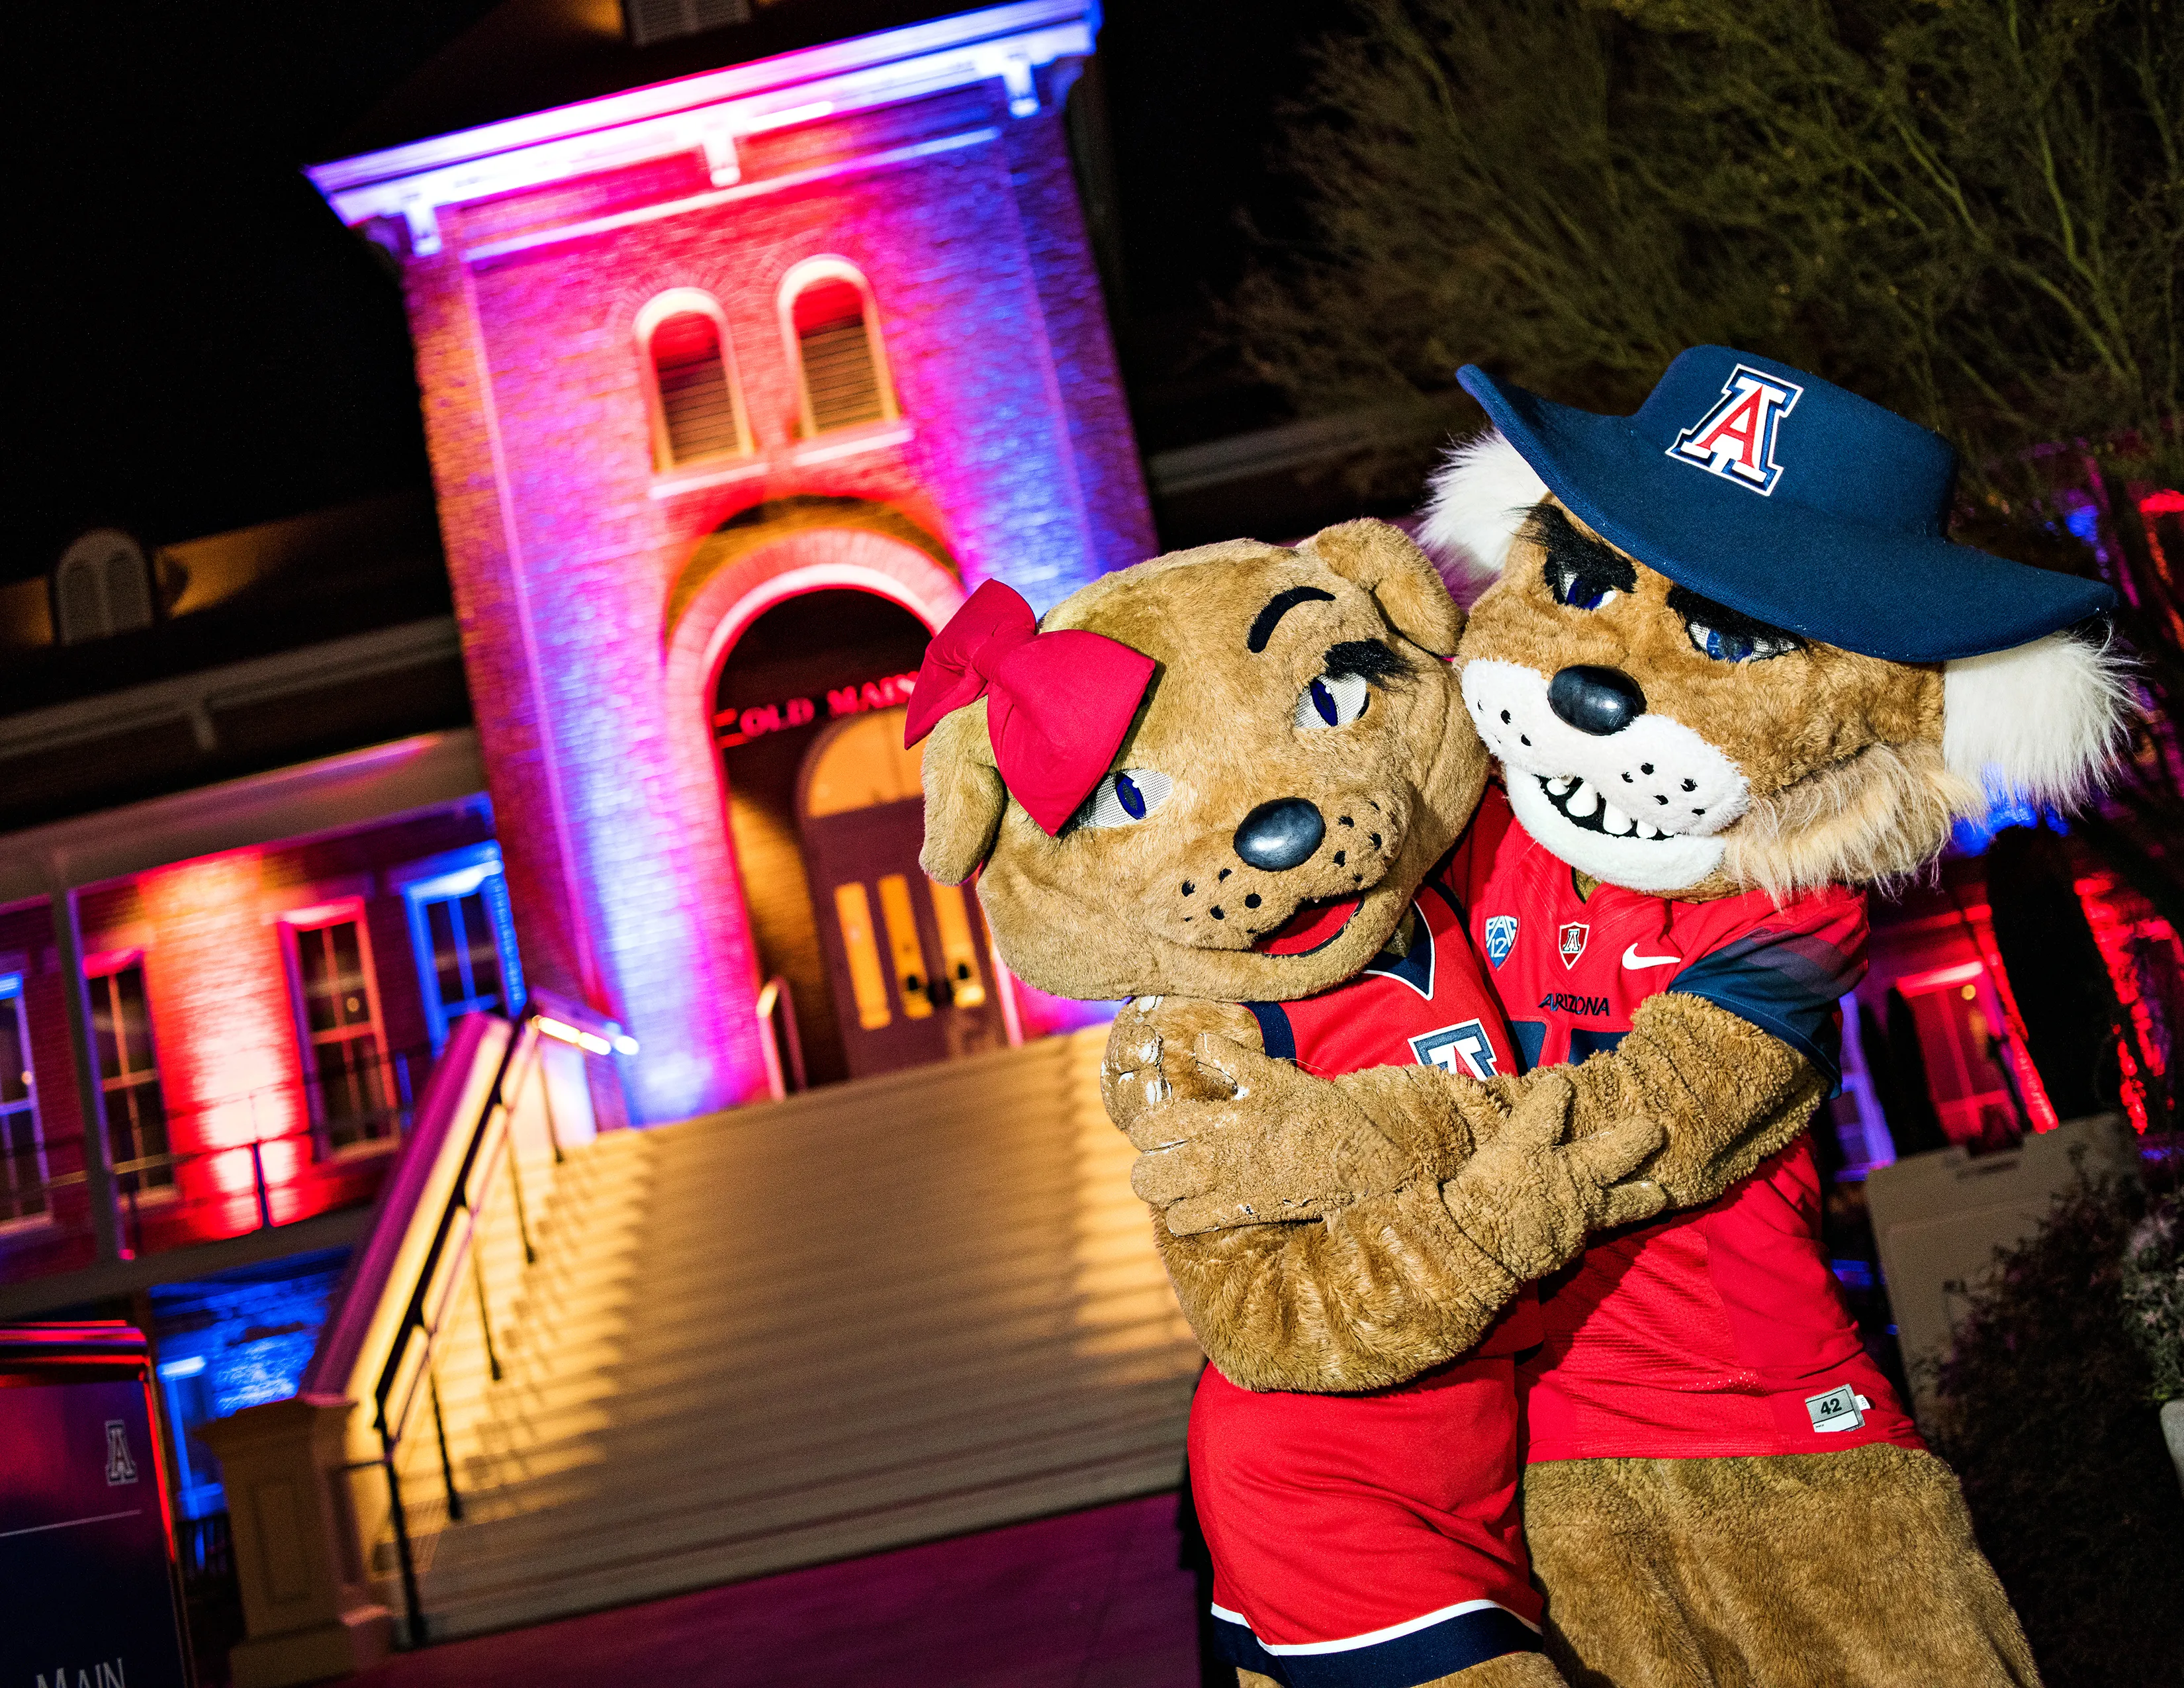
[1805,1385,1871,1433]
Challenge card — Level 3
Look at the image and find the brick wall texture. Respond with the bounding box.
[396,69,1154,1121]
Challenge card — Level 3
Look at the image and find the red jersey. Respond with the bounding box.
[1246,852,1537,1356]
[1458,784,1922,1461]
[1193,847,1547,1671]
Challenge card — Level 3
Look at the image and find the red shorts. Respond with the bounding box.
[1188,1358,1542,1686]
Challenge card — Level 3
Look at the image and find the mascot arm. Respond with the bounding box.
[1511,990,1833,1206]
[1119,994,1826,1391]
[1124,991,1826,1217]
[1151,1072,1656,1393]
[1152,1179,1516,1394]
[1130,1043,1664,1391]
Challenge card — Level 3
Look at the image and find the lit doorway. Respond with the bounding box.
[1894,962,2026,1147]
[715,585,1009,1086]
[797,710,1007,1078]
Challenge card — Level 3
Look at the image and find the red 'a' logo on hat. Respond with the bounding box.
[1558,921,1590,969]
[1668,364,1804,496]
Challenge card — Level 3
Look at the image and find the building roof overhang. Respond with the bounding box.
[306,0,1097,255]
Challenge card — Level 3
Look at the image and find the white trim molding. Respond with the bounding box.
[306,1,1098,255]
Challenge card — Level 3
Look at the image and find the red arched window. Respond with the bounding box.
[791,275,890,434]
[647,308,744,467]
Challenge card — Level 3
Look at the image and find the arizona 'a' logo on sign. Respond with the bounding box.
[104,1420,138,1485]
[1557,921,1590,969]
[1483,915,1519,969]
[1667,363,1804,496]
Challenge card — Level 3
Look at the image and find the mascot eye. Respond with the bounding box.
[1077,769,1174,829]
[1684,618,1798,663]
[1294,673,1371,729]
[1546,560,1621,611]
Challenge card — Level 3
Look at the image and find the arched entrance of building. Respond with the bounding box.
[796,709,1007,1076]
[668,501,1008,1089]
[709,586,927,1086]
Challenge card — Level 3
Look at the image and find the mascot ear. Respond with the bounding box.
[919,699,1009,884]
[1305,518,1464,657]
[1942,631,2134,808]
[1416,428,1549,604]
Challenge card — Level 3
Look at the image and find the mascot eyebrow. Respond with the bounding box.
[1323,639,1411,685]
[1525,502,1636,596]
[1248,586,1337,652]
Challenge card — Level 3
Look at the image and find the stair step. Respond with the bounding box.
[340,1031,1201,1640]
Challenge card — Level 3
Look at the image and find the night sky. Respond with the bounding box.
[9,1,1345,586]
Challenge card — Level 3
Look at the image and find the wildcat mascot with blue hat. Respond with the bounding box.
[1116,346,2127,1686]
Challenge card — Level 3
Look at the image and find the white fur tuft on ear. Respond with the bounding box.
[1416,428,1549,604]
[1942,632,2134,810]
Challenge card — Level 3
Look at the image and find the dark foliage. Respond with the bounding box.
[1928,1172,2184,1688]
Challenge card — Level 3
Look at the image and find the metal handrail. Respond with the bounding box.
[754,974,806,1096]
[359,1015,554,1643]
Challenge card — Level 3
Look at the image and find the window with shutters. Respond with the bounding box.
[782,261,895,436]
[54,529,155,644]
[394,843,525,1053]
[638,291,748,471]
[87,957,171,1194]
[621,0,749,49]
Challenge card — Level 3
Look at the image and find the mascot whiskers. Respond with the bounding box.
[911,513,1861,1687]
[1123,347,2128,1687]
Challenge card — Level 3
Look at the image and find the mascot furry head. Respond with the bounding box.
[1420,345,2129,898]
[912,520,1480,1000]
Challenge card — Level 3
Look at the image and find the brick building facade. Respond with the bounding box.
[311,1,1154,1120]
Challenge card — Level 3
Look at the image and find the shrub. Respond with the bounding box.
[1927,1170,2184,1688]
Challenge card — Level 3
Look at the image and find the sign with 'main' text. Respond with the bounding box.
[714,669,919,749]
[1,1362,192,1688]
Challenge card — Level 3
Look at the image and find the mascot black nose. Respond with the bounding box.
[1234,798,1326,871]
[1548,666,1647,735]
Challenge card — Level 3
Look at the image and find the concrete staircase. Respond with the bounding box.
[375,1028,1203,1641]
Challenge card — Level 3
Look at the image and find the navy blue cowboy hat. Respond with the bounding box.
[1457,346,2115,664]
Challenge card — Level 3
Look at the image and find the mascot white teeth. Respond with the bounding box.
[1122,345,2128,1688]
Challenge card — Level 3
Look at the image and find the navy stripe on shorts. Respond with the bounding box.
[1210,1599,1540,1688]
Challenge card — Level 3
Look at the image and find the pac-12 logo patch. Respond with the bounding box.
[1667,363,1804,496]
[1411,1019,1498,1079]
[1557,921,1590,968]
[1483,915,1519,969]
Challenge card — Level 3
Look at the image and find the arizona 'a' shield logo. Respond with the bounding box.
[1667,363,1804,496]
[1557,921,1590,968]
[1483,915,1519,968]
[1410,1018,1499,1080]
[105,1420,138,1485]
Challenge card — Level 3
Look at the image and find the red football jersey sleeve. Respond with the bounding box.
[1463,787,1920,1460]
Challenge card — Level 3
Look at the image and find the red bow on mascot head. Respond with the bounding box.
[904,580,1156,836]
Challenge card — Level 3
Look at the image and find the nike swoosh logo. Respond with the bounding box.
[1622,944,1682,970]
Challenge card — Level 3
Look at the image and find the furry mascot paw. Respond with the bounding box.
[1129,1035,1420,1231]
[912,518,1582,1684]
[1101,996,1262,1146]
[1160,347,2118,1687]
[1433,1075,1666,1277]
[1134,1049,1666,1256]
